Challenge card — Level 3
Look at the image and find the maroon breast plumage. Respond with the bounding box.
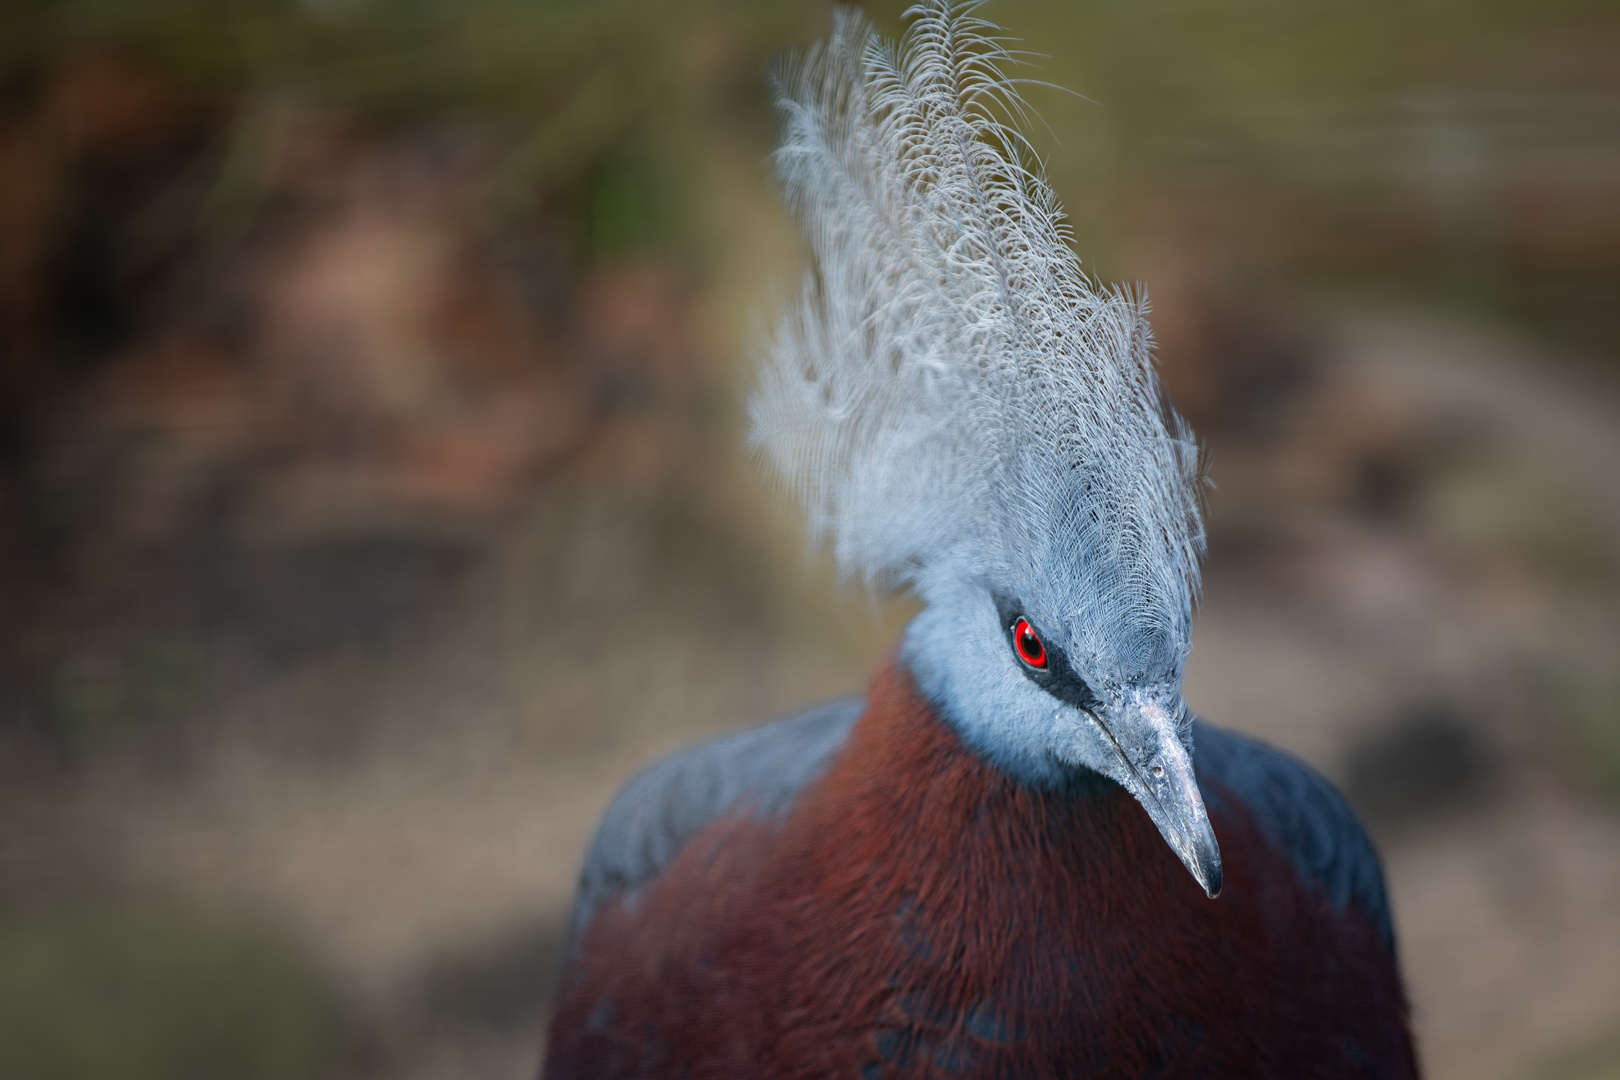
[545,659,1418,1079]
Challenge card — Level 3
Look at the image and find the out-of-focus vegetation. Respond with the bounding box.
[992,0,1620,361]
[0,897,360,1080]
[0,0,815,264]
[3,0,1615,319]
[1529,1032,1620,1080]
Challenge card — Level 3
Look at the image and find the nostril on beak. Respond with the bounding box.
[1151,765,1165,778]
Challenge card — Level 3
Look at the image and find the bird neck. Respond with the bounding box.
[900,583,1087,789]
[810,654,1150,874]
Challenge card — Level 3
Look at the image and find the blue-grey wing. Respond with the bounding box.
[1193,719,1396,955]
[569,696,864,939]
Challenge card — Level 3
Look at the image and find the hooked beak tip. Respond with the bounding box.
[1197,852,1223,899]
[1175,814,1223,899]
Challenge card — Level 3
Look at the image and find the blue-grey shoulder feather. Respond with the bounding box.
[1192,719,1396,954]
[569,697,864,939]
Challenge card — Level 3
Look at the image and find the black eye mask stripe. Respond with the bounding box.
[993,596,1100,712]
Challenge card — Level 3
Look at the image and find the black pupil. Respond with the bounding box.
[1019,625,1041,661]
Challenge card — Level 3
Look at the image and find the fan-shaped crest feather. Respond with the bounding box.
[750,0,1205,661]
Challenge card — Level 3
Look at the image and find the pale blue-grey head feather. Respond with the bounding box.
[750,1,1204,674]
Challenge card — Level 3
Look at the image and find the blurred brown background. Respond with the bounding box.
[0,0,1617,1077]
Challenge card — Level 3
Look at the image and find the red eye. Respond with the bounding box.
[1012,618,1047,669]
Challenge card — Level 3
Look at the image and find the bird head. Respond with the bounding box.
[903,555,1219,897]
[751,2,1217,895]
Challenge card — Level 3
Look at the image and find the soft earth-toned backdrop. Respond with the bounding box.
[1,2,1617,1078]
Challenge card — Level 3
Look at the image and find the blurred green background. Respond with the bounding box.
[0,1,1617,1077]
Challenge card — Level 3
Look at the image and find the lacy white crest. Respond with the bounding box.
[750,0,1204,654]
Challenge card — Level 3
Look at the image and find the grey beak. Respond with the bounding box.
[1092,699,1223,898]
